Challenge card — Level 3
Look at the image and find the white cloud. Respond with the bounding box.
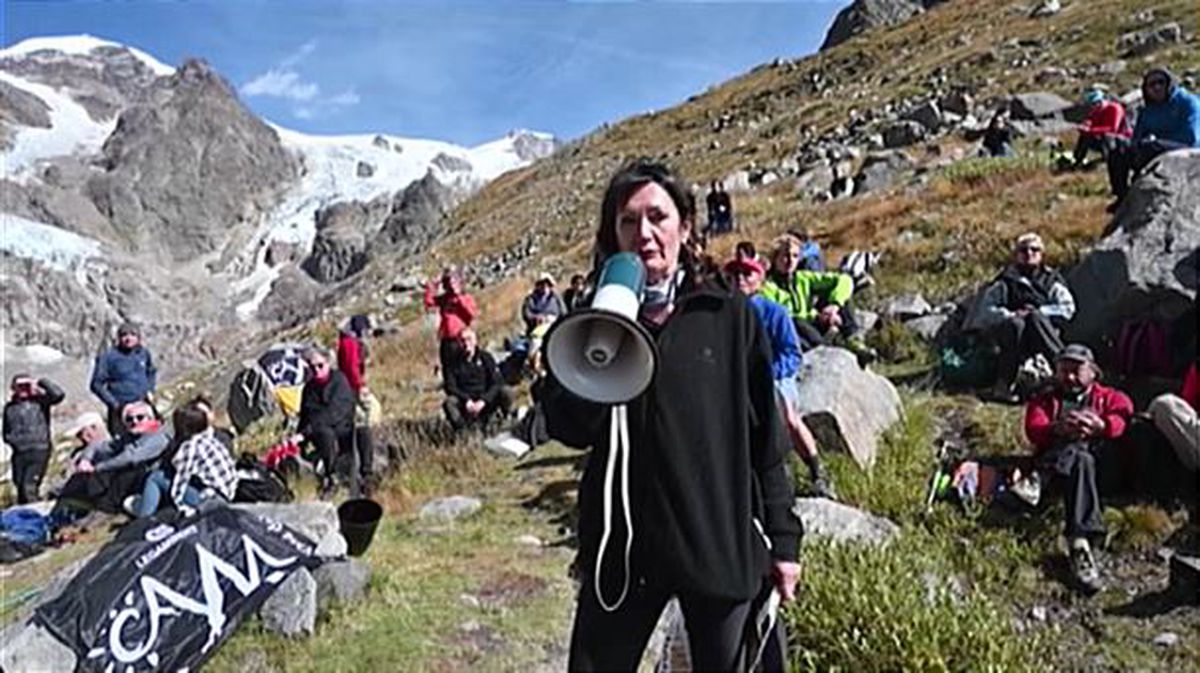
[327,90,360,107]
[241,69,319,101]
[280,40,318,68]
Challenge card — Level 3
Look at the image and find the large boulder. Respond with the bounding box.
[1009,91,1073,121]
[882,120,927,149]
[301,200,385,283]
[853,151,915,195]
[820,0,924,51]
[1118,22,1182,57]
[314,558,372,611]
[1066,150,1199,349]
[793,498,900,546]
[259,567,318,637]
[793,347,903,468]
[232,502,347,558]
[0,622,77,672]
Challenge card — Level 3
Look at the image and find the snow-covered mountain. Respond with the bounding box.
[0,34,557,394]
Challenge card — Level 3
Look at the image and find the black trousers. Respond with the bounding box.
[794,303,862,351]
[438,338,461,383]
[442,389,514,431]
[988,312,1064,387]
[569,575,756,672]
[1038,440,1110,540]
[1107,138,1187,199]
[1072,133,1121,164]
[11,450,50,504]
[309,425,360,489]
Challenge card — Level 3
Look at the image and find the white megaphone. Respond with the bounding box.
[545,252,658,404]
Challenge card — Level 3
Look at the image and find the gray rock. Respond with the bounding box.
[302,200,378,283]
[1097,60,1128,76]
[792,497,900,546]
[255,266,325,324]
[233,502,339,547]
[419,495,482,522]
[508,130,559,162]
[372,134,390,149]
[315,531,349,558]
[938,91,974,117]
[1066,150,1199,348]
[794,163,835,198]
[0,78,52,131]
[1034,67,1070,85]
[1029,605,1048,622]
[857,309,881,334]
[0,622,77,673]
[820,0,924,51]
[884,293,932,319]
[356,160,375,178]
[902,101,943,132]
[377,170,463,253]
[1118,22,1182,57]
[1009,91,1073,120]
[260,567,318,637]
[1029,0,1060,18]
[1152,632,1179,648]
[904,314,949,342]
[882,120,926,148]
[313,558,371,610]
[793,347,903,468]
[431,152,472,173]
[854,150,915,195]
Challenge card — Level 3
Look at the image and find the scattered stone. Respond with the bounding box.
[1152,632,1179,648]
[794,164,836,198]
[793,347,903,468]
[372,134,390,149]
[854,150,915,195]
[355,161,375,178]
[1034,67,1070,85]
[260,568,318,637]
[1118,22,1182,58]
[883,120,927,148]
[419,495,482,522]
[1029,605,1049,622]
[0,622,77,673]
[793,497,900,546]
[1097,60,1127,76]
[1029,0,1060,18]
[1009,91,1073,120]
[313,559,371,611]
[904,314,949,342]
[857,309,881,334]
[939,91,974,117]
[884,293,932,320]
[903,100,943,132]
[515,534,544,547]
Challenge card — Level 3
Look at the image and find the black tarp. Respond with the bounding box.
[36,506,322,672]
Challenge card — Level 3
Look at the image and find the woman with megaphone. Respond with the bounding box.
[542,160,802,671]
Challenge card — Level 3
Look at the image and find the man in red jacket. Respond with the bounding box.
[1072,90,1131,166]
[424,268,478,380]
[1025,344,1133,592]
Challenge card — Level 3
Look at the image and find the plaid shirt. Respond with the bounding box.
[171,428,238,505]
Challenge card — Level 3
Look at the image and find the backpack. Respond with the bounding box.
[233,456,294,503]
[838,250,880,291]
[1114,320,1172,378]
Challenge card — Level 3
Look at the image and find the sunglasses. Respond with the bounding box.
[308,361,329,370]
[1017,246,1043,253]
[1145,79,1169,87]
[123,413,150,425]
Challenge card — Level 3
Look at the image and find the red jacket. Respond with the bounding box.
[1079,101,1131,138]
[1182,363,1198,412]
[423,284,478,341]
[1025,382,1134,454]
[337,331,366,393]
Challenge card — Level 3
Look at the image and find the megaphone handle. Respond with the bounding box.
[594,404,633,613]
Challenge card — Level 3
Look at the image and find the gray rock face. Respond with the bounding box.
[820,0,924,51]
[884,293,932,319]
[857,309,881,334]
[431,152,473,173]
[904,314,950,342]
[1118,22,1182,57]
[232,502,343,555]
[314,558,372,610]
[903,101,943,132]
[0,622,77,673]
[882,120,927,148]
[419,495,482,522]
[792,497,900,546]
[260,567,318,637]
[1066,150,1199,347]
[793,347,903,468]
[378,171,462,252]
[0,78,52,148]
[1009,92,1073,121]
[854,150,915,195]
[302,201,378,283]
[256,266,325,325]
[510,131,560,162]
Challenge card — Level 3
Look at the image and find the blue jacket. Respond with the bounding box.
[1134,85,1200,147]
[800,241,825,271]
[749,294,802,381]
[90,346,157,409]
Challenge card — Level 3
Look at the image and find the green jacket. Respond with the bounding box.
[760,269,854,322]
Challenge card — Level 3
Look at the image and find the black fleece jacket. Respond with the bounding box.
[299,371,356,437]
[542,277,801,601]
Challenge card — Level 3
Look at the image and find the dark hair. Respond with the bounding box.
[595,159,696,268]
[735,241,756,258]
[10,374,32,387]
[172,404,210,443]
[570,273,585,284]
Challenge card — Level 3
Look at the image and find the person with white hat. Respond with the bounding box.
[3,374,65,503]
[521,272,567,336]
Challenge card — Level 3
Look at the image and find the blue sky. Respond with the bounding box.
[4,1,842,146]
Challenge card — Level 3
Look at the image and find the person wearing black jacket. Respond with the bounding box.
[3,375,66,503]
[295,347,356,497]
[542,161,801,671]
[443,328,514,431]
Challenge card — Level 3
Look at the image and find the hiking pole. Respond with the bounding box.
[924,440,950,514]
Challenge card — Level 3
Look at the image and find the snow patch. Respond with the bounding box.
[1,343,66,366]
[0,214,102,272]
[0,34,175,76]
[0,70,118,179]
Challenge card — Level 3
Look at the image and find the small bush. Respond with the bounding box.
[1104,505,1180,553]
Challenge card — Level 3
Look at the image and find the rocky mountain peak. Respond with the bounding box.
[821,0,948,51]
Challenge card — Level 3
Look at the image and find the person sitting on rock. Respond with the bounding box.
[760,235,876,364]
[65,411,108,461]
[443,328,514,432]
[1024,345,1133,593]
[90,323,157,436]
[424,267,478,381]
[294,346,357,499]
[1072,90,1130,167]
[966,233,1075,403]
[726,255,836,499]
[131,401,238,517]
[1147,359,1199,475]
[563,273,589,312]
[981,109,1015,158]
[522,272,567,335]
[1106,67,1200,209]
[55,401,171,514]
[3,374,66,503]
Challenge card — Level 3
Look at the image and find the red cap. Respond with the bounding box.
[723,256,765,276]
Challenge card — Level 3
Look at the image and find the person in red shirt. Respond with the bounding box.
[423,268,479,380]
[1073,90,1131,166]
[1148,361,1199,472]
[1024,344,1133,593]
[336,315,371,394]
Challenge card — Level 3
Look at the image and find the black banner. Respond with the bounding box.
[36,506,322,672]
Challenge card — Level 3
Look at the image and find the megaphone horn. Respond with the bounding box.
[545,253,659,404]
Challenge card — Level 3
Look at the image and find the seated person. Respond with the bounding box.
[443,328,514,431]
[965,233,1075,402]
[132,402,238,517]
[1073,90,1130,166]
[522,273,567,335]
[563,274,589,312]
[1106,68,1200,208]
[981,110,1015,158]
[55,401,171,514]
[760,235,875,363]
[1025,345,1133,593]
[1148,360,1199,473]
[294,347,357,499]
[727,256,835,499]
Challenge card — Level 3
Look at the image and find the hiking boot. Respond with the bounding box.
[1069,537,1103,594]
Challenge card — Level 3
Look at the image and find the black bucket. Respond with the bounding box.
[337,498,383,557]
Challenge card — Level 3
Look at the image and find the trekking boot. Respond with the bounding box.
[1069,537,1103,594]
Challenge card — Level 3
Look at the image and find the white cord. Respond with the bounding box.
[594,404,633,612]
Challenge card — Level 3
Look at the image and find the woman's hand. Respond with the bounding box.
[771,560,802,602]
